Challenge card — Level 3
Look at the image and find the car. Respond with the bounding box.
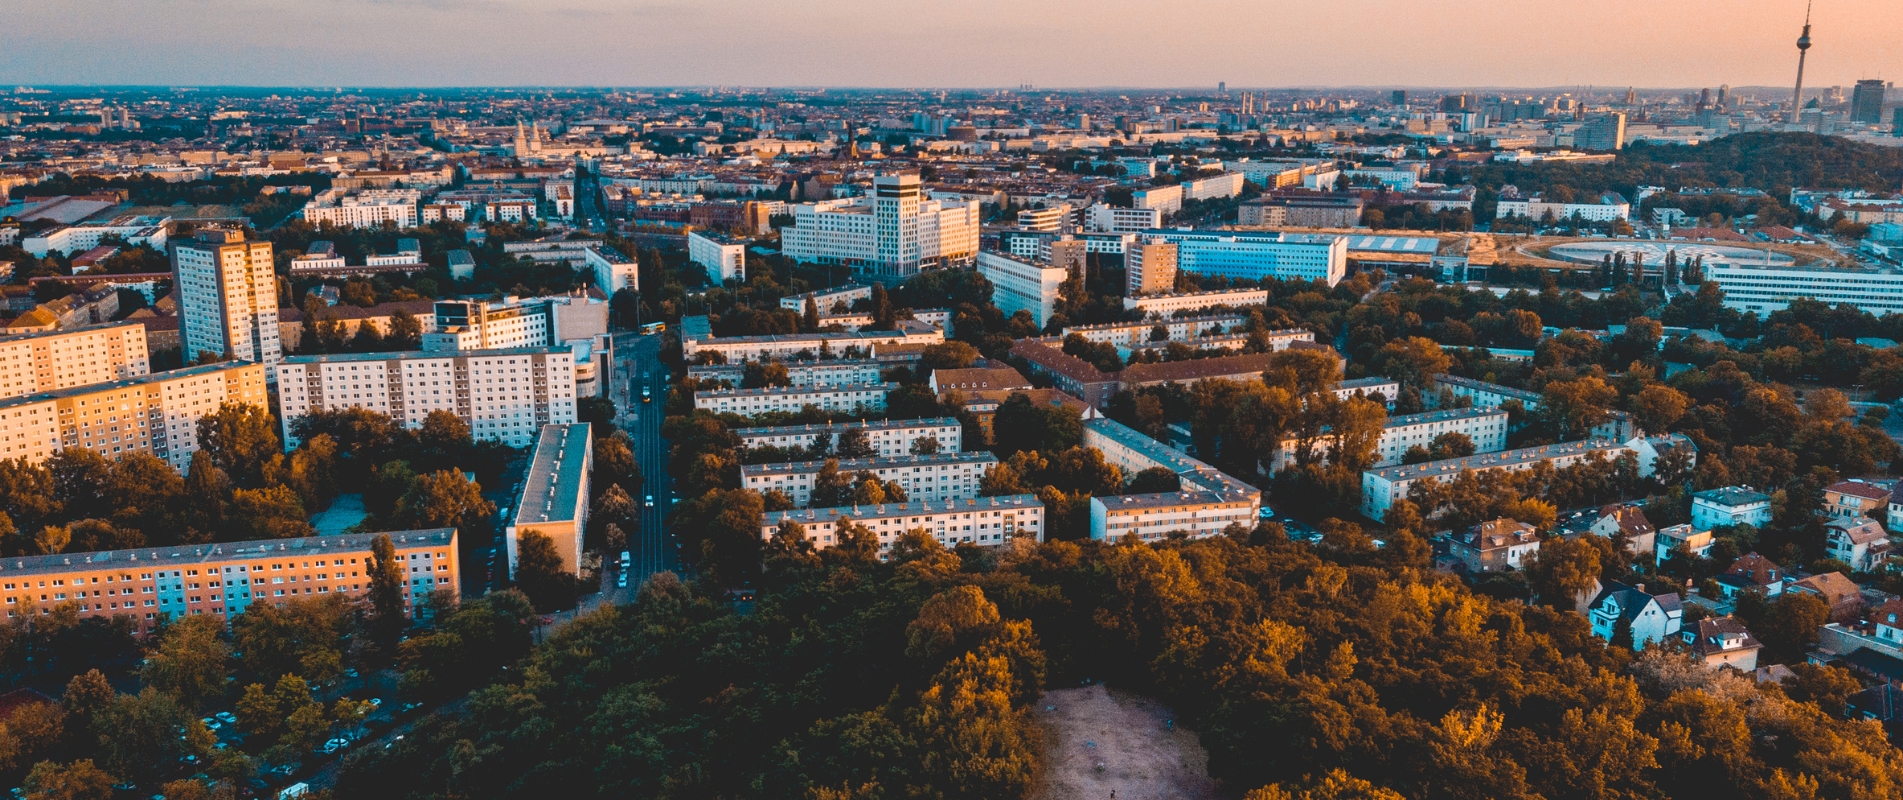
[401,702,421,713]
[642,385,652,402]
[619,550,631,565]
[617,573,628,588]
[1257,506,1276,520]
[215,712,236,724]
[367,698,382,707]
[644,494,655,508]
[343,668,359,679]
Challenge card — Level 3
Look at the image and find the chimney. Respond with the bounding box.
[1635,583,1645,594]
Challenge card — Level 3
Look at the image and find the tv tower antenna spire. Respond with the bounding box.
[1790,0,1814,124]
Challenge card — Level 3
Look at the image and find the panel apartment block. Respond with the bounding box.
[734,417,962,458]
[761,493,1044,552]
[693,383,895,416]
[1361,439,1632,521]
[687,359,887,388]
[0,361,267,471]
[1271,407,1511,471]
[1082,417,1262,541]
[0,322,149,400]
[171,228,280,374]
[0,528,456,632]
[742,451,998,507]
[508,424,591,576]
[277,347,578,449]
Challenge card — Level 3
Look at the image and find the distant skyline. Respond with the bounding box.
[5,0,1900,91]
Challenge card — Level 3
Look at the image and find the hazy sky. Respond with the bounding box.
[4,0,1899,90]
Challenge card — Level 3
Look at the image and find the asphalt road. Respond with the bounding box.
[611,331,679,588]
[575,163,609,233]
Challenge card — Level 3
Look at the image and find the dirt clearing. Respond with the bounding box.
[1031,683,1223,800]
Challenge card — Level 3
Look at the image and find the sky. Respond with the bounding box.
[3,0,1899,90]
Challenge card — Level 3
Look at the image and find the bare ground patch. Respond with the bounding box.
[1031,683,1223,800]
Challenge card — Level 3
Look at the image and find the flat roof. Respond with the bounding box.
[1385,407,1509,427]
[1084,417,1257,498]
[0,320,145,343]
[696,382,898,399]
[1095,489,1248,511]
[734,417,958,438]
[1339,235,1441,254]
[1339,376,1401,390]
[1434,374,1541,402]
[513,424,590,526]
[0,528,454,579]
[762,493,1042,525]
[1368,439,1627,482]
[742,450,998,477]
[0,361,255,410]
[280,346,564,365]
[1693,486,1772,506]
[1063,314,1249,333]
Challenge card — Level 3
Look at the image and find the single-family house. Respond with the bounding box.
[1655,523,1715,563]
[1586,581,1684,648]
[1691,487,1771,530]
[1826,517,1892,573]
[1715,552,1784,601]
[1682,617,1764,670]
[1825,480,1892,521]
[1446,518,1541,573]
[1789,571,1865,623]
[1588,504,1656,556]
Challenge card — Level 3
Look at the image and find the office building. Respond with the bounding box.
[688,359,886,389]
[0,528,457,631]
[172,228,281,374]
[0,322,149,400]
[1271,407,1509,471]
[693,383,894,416]
[1140,230,1348,287]
[507,424,591,577]
[1016,204,1073,232]
[1126,238,1179,296]
[1708,263,1903,316]
[687,230,747,284]
[276,347,579,449]
[760,494,1044,552]
[1123,288,1269,317]
[1361,439,1632,521]
[1085,204,1163,234]
[0,361,266,470]
[1083,417,1261,541]
[780,174,981,277]
[734,418,961,458]
[976,250,1068,329]
[1576,112,1628,151]
[1850,79,1888,124]
[741,451,998,507]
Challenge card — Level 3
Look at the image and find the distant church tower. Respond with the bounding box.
[1790,1,1814,124]
[513,121,529,158]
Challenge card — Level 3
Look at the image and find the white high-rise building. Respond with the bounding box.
[276,347,579,449]
[0,322,149,399]
[171,228,281,375]
[780,174,980,277]
[687,231,748,284]
[977,250,1068,329]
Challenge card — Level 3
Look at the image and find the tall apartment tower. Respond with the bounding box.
[874,174,923,274]
[1126,239,1179,296]
[1850,80,1888,124]
[172,228,281,375]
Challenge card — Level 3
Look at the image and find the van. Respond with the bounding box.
[280,784,311,799]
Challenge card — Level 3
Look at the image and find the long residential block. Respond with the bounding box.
[687,359,887,388]
[1083,417,1262,541]
[0,528,457,632]
[1361,439,1632,521]
[1432,374,1542,411]
[761,493,1044,552]
[0,361,267,471]
[693,383,895,415]
[742,451,998,507]
[276,347,579,449]
[1271,407,1510,471]
[1122,288,1270,317]
[734,417,961,458]
[507,424,591,577]
[0,321,149,400]
[681,322,943,363]
[1061,315,1253,347]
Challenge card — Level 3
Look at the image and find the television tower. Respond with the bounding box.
[1789,0,1813,124]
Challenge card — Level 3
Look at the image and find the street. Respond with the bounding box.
[610,331,680,589]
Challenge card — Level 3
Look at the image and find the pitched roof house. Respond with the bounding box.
[1682,617,1763,671]
[1586,581,1684,648]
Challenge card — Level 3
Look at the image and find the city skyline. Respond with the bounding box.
[6,0,1901,90]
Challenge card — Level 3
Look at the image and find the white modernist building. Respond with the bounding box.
[741,451,998,507]
[1691,487,1774,530]
[1140,229,1348,287]
[423,296,609,352]
[687,231,748,284]
[1271,407,1510,471]
[1083,417,1262,541]
[276,347,579,449]
[298,189,422,229]
[680,322,942,363]
[1062,315,1253,348]
[1708,264,1903,316]
[688,359,887,388]
[23,215,170,257]
[693,383,896,416]
[1361,439,1632,521]
[734,417,962,458]
[760,493,1045,552]
[0,322,150,400]
[1123,288,1270,317]
[780,174,981,277]
[1085,204,1163,234]
[506,423,591,577]
[976,250,1068,329]
[1494,192,1631,222]
[780,284,873,313]
[171,228,281,376]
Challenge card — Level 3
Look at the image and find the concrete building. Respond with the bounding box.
[447,250,476,281]
[680,324,942,363]
[734,418,961,458]
[779,284,872,313]
[1016,204,1073,232]
[1125,238,1179,296]
[0,361,267,471]
[1140,230,1348,287]
[1709,263,1903,316]
[501,240,639,295]
[0,528,457,632]
[507,424,591,577]
[1122,288,1269,317]
[22,216,170,257]
[1062,315,1252,348]
[1850,79,1889,124]
[1575,112,1628,151]
[688,359,885,389]
[1655,524,1716,563]
[1181,172,1246,202]
[0,322,149,400]
[1085,204,1163,234]
[1691,487,1773,530]
[276,347,579,449]
[1431,374,1543,411]
[742,451,997,507]
[1494,190,1631,222]
[1238,195,1364,228]
[976,250,1068,329]
[1083,417,1262,541]
[693,383,895,416]
[298,189,421,229]
[171,228,280,375]
[1272,407,1509,472]
[1130,184,1183,217]
[1362,439,1633,521]
[760,494,1044,553]
[688,231,748,284]
[1337,377,1401,408]
[424,296,609,352]
[780,174,981,277]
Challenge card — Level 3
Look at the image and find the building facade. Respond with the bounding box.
[780,174,981,277]
[1125,239,1179,296]
[687,231,748,284]
[1082,417,1262,540]
[976,250,1068,329]
[1272,407,1509,471]
[172,228,281,375]
[1141,230,1348,287]
[1709,264,1903,316]
[0,322,149,400]
[734,418,961,458]
[760,494,1044,553]
[1122,288,1270,317]
[507,424,591,577]
[692,383,895,415]
[688,359,886,388]
[741,451,998,507]
[276,347,579,449]
[1362,439,1633,521]
[0,361,267,471]
[1691,487,1773,530]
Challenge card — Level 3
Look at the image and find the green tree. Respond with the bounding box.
[195,402,281,488]
[512,530,576,613]
[367,534,409,645]
[139,616,229,710]
[22,759,115,800]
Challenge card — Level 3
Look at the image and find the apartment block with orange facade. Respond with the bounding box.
[0,529,458,633]
[0,361,267,470]
[0,321,149,400]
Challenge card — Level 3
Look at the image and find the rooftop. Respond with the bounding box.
[1384,407,1508,428]
[762,493,1043,525]
[1693,486,1772,507]
[0,361,256,411]
[281,346,564,365]
[513,424,591,526]
[0,528,454,579]
[1434,374,1542,402]
[1368,439,1628,482]
[733,417,959,438]
[695,382,898,399]
[1094,489,1250,511]
[741,450,998,477]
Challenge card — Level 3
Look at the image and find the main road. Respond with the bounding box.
[609,331,680,590]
